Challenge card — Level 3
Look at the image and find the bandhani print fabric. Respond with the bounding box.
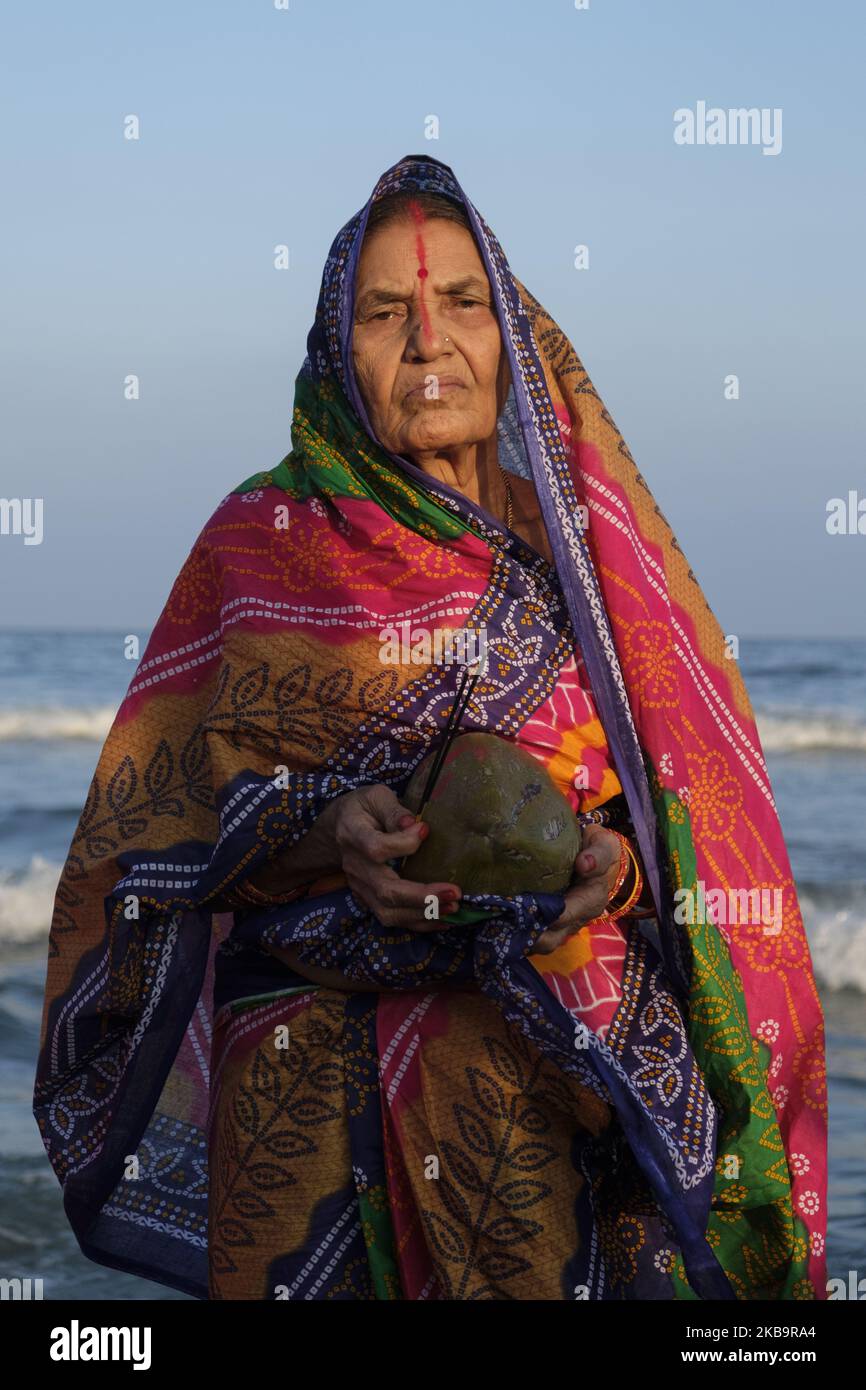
[33,155,826,1301]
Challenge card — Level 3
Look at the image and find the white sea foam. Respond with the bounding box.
[0,692,864,755]
[0,857,62,944]
[1,856,865,995]
[0,702,863,754]
[756,711,866,753]
[0,706,116,741]
[799,892,866,995]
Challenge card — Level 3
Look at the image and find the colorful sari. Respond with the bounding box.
[33,154,827,1301]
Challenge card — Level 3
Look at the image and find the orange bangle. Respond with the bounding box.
[606,831,631,903]
[572,833,648,934]
[605,833,644,920]
[609,876,643,921]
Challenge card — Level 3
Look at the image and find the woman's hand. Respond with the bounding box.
[334,784,463,931]
[531,825,623,955]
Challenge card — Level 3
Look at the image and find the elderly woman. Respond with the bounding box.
[34,156,826,1302]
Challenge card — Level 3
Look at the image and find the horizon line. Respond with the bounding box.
[1,626,865,643]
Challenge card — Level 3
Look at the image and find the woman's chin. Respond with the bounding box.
[399,415,480,456]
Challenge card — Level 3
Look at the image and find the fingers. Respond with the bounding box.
[368,783,420,834]
[533,926,571,955]
[347,859,462,931]
[348,817,427,864]
[574,824,621,880]
[546,875,610,936]
[535,876,609,952]
[529,835,621,951]
[332,785,464,930]
[341,784,428,861]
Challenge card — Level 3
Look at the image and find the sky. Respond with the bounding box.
[1,0,864,636]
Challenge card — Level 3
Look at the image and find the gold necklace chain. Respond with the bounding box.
[498,461,514,531]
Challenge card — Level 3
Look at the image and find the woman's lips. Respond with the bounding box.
[404,377,467,400]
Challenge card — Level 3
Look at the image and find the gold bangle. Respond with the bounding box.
[609,882,642,920]
[606,831,631,903]
[601,832,644,920]
[567,834,646,936]
[608,843,644,920]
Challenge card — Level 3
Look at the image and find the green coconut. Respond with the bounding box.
[401,731,581,896]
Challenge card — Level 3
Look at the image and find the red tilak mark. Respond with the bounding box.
[407,198,433,340]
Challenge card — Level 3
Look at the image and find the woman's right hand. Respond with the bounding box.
[333,784,462,931]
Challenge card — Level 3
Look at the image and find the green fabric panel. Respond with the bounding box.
[358,1185,403,1300]
[651,780,812,1299]
[236,373,474,544]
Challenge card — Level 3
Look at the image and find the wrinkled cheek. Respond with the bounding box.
[355,358,404,449]
[352,352,384,418]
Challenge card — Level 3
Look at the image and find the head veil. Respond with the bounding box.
[34,154,826,1301]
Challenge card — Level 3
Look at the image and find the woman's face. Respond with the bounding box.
[352,216,505,460]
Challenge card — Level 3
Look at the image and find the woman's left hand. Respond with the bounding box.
[532,824,623,955]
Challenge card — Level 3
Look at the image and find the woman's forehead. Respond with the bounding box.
[356,218,489,285]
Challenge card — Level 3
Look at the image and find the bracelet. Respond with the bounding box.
[604,831,644,921]
[606,832,631,904]
[225,877,307,909]
[609,873,643,920]
[559,830,649,940]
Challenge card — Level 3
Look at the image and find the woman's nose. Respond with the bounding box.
[405,304,450,358]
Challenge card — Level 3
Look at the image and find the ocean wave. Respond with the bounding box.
[756,711,866,754]
[0,857,62,944]
[0,706,116,742]
[1,858,865,994]
[1,699,864,757]
[799,890,866,995]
